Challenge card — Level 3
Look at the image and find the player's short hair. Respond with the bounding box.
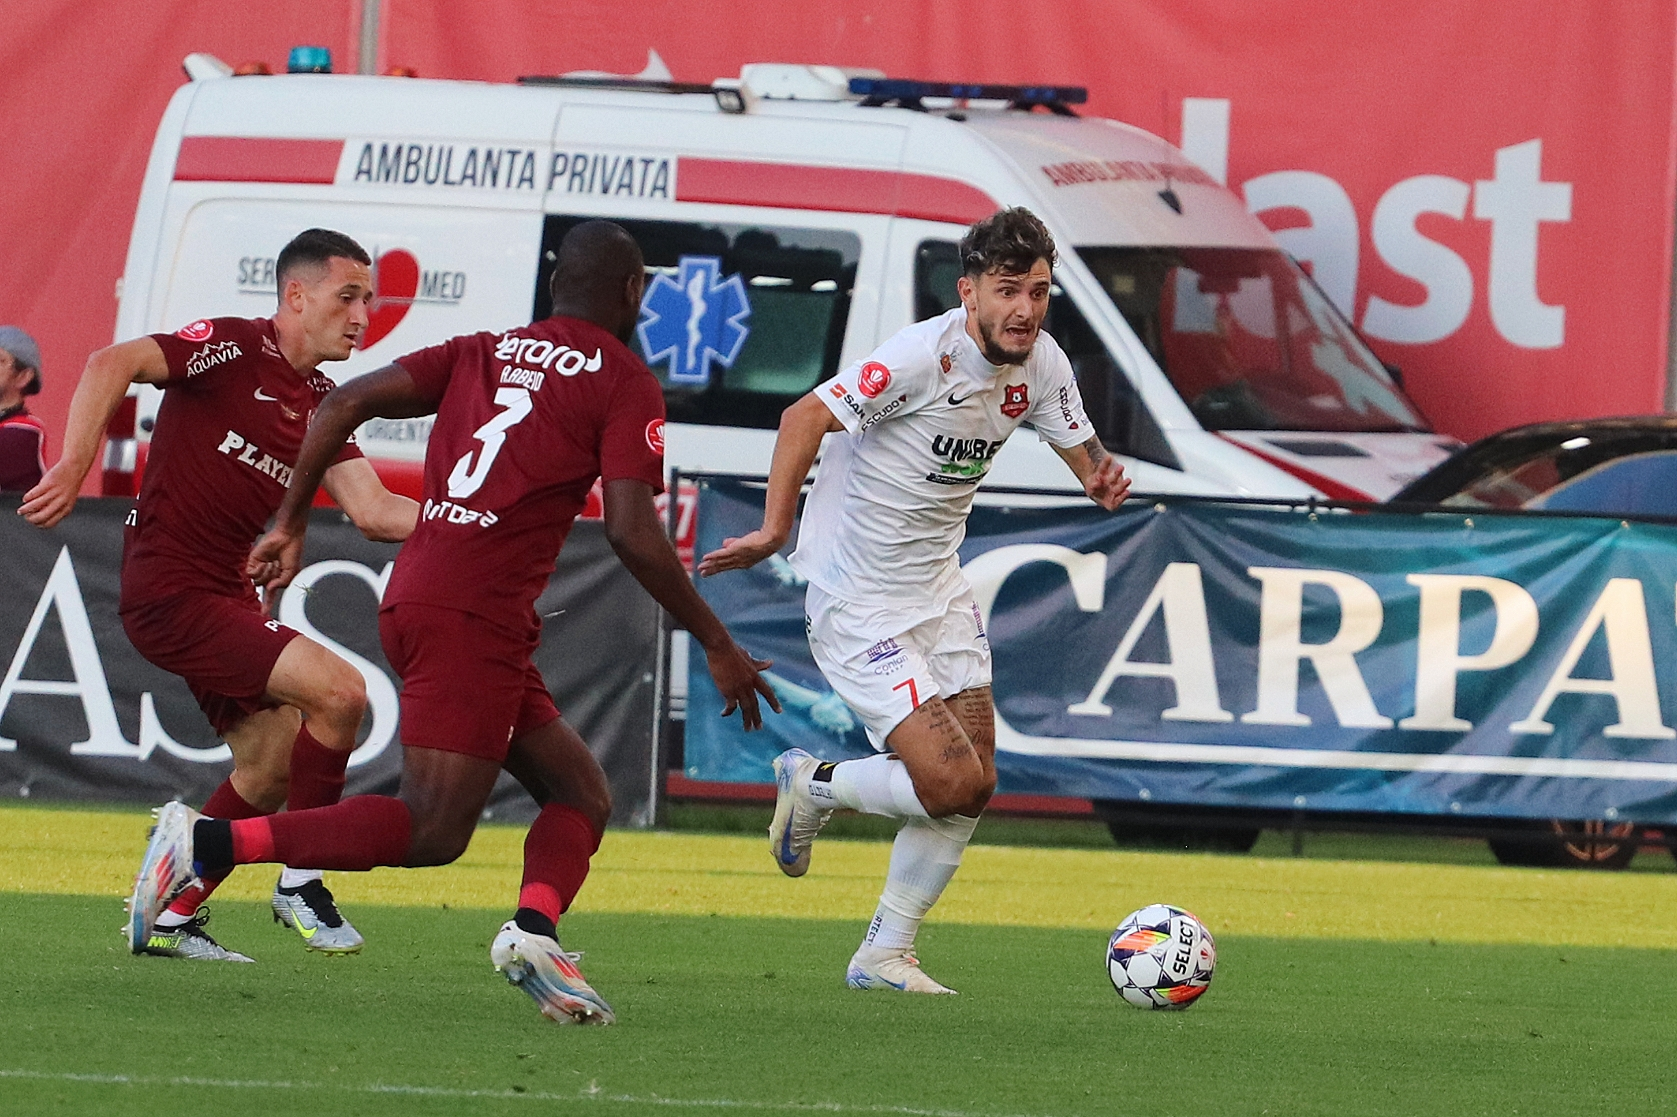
[549,220,644,304]
[960,207,1057,277]
[275,228,372,289]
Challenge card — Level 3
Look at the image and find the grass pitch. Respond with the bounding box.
[3,803,1677,1116]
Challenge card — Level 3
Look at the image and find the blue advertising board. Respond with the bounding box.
[685,478,1677,824]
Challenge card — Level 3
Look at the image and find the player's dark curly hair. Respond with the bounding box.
[276,228,372,287]
[960,207,1058,277]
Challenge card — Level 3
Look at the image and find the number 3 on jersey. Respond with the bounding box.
[447,387,532,498]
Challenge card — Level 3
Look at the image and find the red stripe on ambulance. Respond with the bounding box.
[174,137,345,184]
[676,158,998,224]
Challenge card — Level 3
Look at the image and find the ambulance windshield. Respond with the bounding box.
[1077,246,1429,434]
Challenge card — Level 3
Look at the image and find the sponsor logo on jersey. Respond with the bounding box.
[214,429,293,486]
[185,341,242,378]
[858,361,891,399]
[175,319,214,342]
[857,393,908,432]
[646,419,666,455]
[828,382,863,420]
[638,256,751,385]
[1057,386,1080,430]
[252,387,301,421]
[1001,383,1029,418]
[421,497,500,528]
[925,434,1006,485]
[493,334,603,376]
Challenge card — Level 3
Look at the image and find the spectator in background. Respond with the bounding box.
[0,326,47,492]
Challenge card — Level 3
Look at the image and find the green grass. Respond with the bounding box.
[3,894,1675,1116]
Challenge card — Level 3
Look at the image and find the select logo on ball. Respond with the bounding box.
[175,319,214,342]
[645,419,666,455]
[858,361,891,399]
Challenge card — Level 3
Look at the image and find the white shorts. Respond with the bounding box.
[804,582,992,751]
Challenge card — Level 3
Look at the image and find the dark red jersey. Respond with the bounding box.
[383,316,665,628]
[122,317,362,603]
[0,405,46,492]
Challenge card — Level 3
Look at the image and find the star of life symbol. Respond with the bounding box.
[637,255,751,385]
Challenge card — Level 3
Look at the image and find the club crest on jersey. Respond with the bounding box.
[858,362,891,399]
[176,319,214,342]
[939,352,953,375]
[645,419,665,455]
[1001,383,1029,418]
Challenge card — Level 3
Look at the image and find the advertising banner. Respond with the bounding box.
[686,478,1677,824]
[0,497,658,825]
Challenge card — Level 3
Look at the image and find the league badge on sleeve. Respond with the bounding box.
[1001,383,1029,418]
[858,362,891,399]
[176,319,214,342]
[645,419,666,455]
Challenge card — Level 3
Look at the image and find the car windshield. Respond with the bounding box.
[1077,246,1430,434]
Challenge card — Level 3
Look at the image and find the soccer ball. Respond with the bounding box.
[1107,903,1216,1009]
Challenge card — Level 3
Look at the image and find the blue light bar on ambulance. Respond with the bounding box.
[848,77,1087,113]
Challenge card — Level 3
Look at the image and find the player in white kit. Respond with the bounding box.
[699,208,1130,993]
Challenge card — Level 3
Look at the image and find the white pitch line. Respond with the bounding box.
[0,1068,1053,1117]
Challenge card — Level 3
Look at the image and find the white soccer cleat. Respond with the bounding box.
[768,748,833,878]
[491,921,615,1026]
[126,801,202,955]
[272,878,365,955]
[846,944,958,995]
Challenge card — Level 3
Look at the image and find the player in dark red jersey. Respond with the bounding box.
[0,326,47,492]
[23,229,418,961]
[128,220,780,1024]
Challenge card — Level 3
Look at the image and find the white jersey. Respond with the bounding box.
[790,306,1093,624]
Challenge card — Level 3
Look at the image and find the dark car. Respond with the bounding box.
[1385,415,1677,868]
[1390,415,1677,519]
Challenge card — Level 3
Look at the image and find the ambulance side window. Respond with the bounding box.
[537,216,859,429]
[913,241,1179,469]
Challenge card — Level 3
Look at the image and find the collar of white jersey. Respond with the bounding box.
[945,306,1028,389]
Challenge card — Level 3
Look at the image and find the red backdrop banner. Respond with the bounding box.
[2,0,1671,482]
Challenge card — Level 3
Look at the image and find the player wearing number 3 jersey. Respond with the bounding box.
[700,208,1131,995]
[128,221,779,1026]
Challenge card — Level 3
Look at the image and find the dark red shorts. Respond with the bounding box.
[378,602,559,763]
[120,587,299,735]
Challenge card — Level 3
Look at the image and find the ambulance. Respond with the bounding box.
[111,53,1456,504]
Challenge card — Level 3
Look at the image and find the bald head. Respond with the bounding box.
[548,221,646,343]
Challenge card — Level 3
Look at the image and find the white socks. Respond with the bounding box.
[279,867,324,889]
[863,814,979,951]
[825,754,929,818]
[813,756,978,953]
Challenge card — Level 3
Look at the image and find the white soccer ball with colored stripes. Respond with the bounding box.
[1107,903,1216,1009]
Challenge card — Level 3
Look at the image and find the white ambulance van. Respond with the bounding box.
[113,56,1455,503]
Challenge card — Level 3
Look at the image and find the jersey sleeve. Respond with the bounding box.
[394,335,468,409]
[599,366,667,493]
[813,328,938,435]
[1025,337,1095,449]
[333,429,365,465]
[149,317,260,387]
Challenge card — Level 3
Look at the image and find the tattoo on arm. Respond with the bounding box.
[1080,435,1109,466]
